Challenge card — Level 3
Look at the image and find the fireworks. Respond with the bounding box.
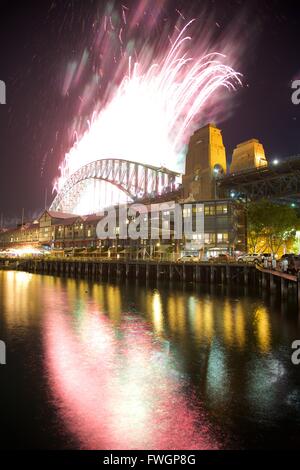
[53,3,242,214]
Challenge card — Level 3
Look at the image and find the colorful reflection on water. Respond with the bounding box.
[1,271,300,449]
[43,285,217,449]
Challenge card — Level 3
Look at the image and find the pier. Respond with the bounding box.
[1,257,299,301]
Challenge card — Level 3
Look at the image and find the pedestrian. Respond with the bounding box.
[282,258,288,273]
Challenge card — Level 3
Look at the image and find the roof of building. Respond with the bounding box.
[52,217,80,226]
[82,214,103,223]
[47,210,79,219]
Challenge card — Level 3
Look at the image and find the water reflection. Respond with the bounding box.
[0,271,37,327]
[1,271,300,449]
[254,306,271,353]
[43,293,217,449]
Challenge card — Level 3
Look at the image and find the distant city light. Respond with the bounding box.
[7,246,44,256]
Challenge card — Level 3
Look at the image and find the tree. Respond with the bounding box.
[246,200,299,255]
[247,202,267,253]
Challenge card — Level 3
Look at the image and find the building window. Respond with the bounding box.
[87,229,91,237]
[204,205,215,216]
[183,208,191,217]
[217,233,229,243]
[216,204,228,215]
[204,233,216,244]
[192,233,203,240]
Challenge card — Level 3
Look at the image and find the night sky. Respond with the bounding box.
[0,0,299,222]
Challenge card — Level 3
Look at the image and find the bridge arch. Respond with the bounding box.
[50,158,179,214]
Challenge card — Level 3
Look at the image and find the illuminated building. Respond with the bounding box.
[0,199,246,257]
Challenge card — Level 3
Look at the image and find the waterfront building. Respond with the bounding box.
[0,200,246,257]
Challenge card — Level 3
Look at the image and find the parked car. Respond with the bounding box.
[177,255,198,262]
[237,253,260,264]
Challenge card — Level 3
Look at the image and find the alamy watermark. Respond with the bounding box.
[95,202,204,240]
[0,81,6,361]
[291,340,300,365]
[291,80,300,105]
[0,340,6,365]
[0,80,6,104]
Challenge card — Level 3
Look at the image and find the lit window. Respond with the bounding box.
[183,208,191,217]
[217,233,229,243]
[216,204,228,215]
[204,233,216,244]
[193,233,203,240]
[204,205,215,216]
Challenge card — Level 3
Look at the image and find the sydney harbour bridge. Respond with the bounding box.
[50,124,300,216]
[50,158,181,214]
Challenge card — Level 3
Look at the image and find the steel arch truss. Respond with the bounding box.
[50,158,179,213]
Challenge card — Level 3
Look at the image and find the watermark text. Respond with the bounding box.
[0,80,6,104]
[291,80,300,105]
[0,340,6,365]
[291,340,300,365]
[96,202,204,241]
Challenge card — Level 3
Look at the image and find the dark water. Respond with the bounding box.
[0,270,300,449]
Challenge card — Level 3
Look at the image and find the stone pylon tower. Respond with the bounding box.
[183,123,227,200]
[230,139,268,173]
